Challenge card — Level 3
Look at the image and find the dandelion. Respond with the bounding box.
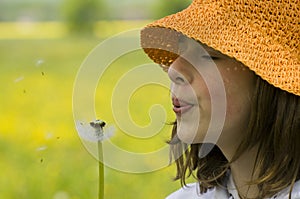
[76,120,114,142]
[76,119,115,199]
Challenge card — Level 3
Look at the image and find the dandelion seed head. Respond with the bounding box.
[90,119,106,129]
[76,120,115,142]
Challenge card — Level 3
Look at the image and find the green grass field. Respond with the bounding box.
[0,22,190,199]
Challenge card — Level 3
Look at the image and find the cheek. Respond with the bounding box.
[221,64,255,97]
[226,96,249,119]
[224,96,252,139]
[221,69,255,129]
[196,63,255,112]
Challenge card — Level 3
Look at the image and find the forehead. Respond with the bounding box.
[178,34,230,58]
[178,35,232,62]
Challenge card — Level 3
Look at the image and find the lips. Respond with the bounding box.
[172,97,194,116]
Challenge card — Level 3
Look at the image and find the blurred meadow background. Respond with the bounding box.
[0,0,193,198]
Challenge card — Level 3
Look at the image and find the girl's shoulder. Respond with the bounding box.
[165,183,231,199]
[272,180,300,199]
[165,180,300,199]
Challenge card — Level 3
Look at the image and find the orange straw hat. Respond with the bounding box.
[141,0,300,96]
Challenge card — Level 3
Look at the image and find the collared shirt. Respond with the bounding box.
[166,173,300,199]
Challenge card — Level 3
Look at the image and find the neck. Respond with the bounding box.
[222,145,259,198]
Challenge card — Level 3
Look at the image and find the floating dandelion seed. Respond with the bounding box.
[35,59,45,76]
[14,76,24,83]
[36,145,48,151]
[35,59,44,67]
[45,132,54,140]
[53,191,70,199]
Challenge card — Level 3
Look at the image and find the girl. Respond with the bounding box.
[141,0,299,198]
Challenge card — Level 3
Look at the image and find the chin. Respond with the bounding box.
[176,122,212,144]
[176,127,201,144]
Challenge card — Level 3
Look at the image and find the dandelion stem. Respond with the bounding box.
[98,141,104,199]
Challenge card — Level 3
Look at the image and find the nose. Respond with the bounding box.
[168,57,193,85]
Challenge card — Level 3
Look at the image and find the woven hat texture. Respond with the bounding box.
[141,0,300,96]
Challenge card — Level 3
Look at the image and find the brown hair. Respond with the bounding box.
[169,76,300,198]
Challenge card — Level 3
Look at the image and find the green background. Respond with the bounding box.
[0,21,195,199]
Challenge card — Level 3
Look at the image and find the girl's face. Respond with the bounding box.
[168,36,256,150]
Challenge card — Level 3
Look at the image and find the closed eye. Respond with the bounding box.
[202,55,220,60]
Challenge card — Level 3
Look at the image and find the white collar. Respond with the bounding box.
[227,173,239,199]
[227,172,300,199]
[166,172,300,199]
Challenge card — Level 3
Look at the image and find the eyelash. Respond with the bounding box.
[202,55,219,60]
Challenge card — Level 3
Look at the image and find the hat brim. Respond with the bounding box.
[141,1,300,96]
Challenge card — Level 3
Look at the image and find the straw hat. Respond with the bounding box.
[141,0,300,96]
